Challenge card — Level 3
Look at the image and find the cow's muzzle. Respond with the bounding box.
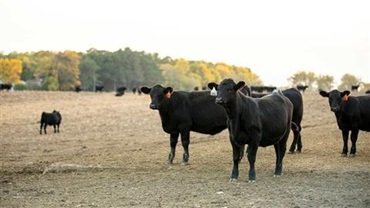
[149,103,158,110]
[330,106,340,112]
[215,97,224,104]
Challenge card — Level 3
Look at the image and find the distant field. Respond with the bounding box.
[1,90,370,207]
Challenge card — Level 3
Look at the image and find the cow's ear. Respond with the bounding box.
[235,81,245,91]
[208,82,218,90]
[342,90,350,97]
[164,87,173,99]
[165,87,173,94]
[341,90,350,101]
[319,90,329,97]
[140,87,151,94]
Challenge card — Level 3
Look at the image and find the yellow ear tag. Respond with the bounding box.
[342,94,348,101]
[165,91,171,99]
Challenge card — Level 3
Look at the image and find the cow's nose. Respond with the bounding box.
[149,103,158,109]
[215,97,223,104]
[331,106,339,112]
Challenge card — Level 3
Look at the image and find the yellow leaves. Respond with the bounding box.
[174,58,189,75]
[161,59,262,90]
[0,58,23,83]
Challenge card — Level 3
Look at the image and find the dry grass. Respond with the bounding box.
[1,90,370,207]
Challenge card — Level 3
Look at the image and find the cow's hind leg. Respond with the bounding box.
[297,132,302,153]
[180,131,190,165]
[168,133,179,164]
[349,130,359,157]
[288,130,299,153]
[40,123,44,134]
[274,134,288,177]
[289,123,301,153]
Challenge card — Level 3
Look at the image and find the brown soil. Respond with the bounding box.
[1,90,369,208]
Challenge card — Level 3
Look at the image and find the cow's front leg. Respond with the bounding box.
[349,130,359,157]
[53,124,57,133]
[341,130,349,156]
[230,140,241,181]
[180,131,190,165]
[247,144,258,182]
[168,133,179,164]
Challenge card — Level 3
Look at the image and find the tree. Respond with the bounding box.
[79,55,100,91]
[55,51,81,90]
[337,73,360,90]
[0,58,23,83]
[289,71,316,89]
[316,75,334,91]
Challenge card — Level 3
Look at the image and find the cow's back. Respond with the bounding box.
[257,92,293,146]
[282,88,303,125]
[54,111,62,124]
[188,91,227,134]
[41,112,61,125]
[358,95,370,131]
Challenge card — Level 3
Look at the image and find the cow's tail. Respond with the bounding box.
[291,122,299,132]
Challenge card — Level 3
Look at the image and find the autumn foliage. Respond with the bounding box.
[0,48,262,91]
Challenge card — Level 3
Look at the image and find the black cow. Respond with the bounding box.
[283,88,304,153]
[351,85,360,92]
[250,86,277,93]
[140,85,227,165]
[296,85,309,93]
[40,110,62,134]
[95,85,104,92]
[0,83,12,91]
[366,89,370,94]
[116,86,127,96]
[250,88,303,153]
[208,79,293,182]
[75,86,82,93]
[319,90,370,156]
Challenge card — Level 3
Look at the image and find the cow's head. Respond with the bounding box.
[208,79,245,106]
[140,85,173,110]
[319,89,350,112]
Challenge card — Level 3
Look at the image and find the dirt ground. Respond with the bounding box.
[1,90,370,208]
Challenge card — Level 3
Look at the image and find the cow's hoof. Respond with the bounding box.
[297,150,302,153]
[341,154,347,157]
[273,174,281,178]
[288,151,294,154]
[248,180,256,183]
[229,178,238,182]
[181,162,189,166]
[349,154,355,157]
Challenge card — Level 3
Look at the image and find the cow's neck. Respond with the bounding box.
[158,98,173,119]
[224,98,239,119]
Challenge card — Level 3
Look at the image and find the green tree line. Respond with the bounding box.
[0,47,263,91]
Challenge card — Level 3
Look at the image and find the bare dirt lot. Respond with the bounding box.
[1,90,370,208]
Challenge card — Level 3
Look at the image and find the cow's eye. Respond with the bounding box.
[158,94,164,99]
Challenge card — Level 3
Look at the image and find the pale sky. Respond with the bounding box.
[1,0,369,87]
